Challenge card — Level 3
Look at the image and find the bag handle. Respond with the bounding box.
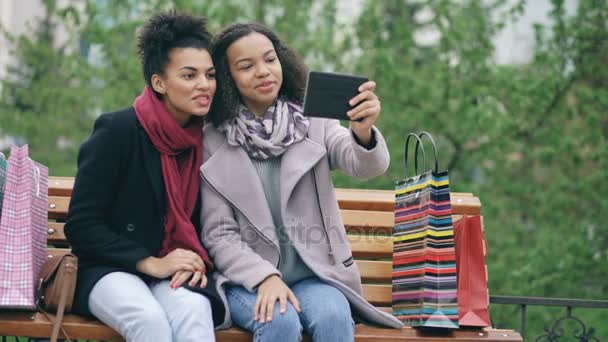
[30,159,41,197]
[404,133,426,178]
[414,131,439,173]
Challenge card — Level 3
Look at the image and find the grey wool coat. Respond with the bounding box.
[199,118,403,329]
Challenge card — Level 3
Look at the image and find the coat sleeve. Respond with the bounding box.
[200,171,280,292]
[322,119,390,179]
[64,113,152,272]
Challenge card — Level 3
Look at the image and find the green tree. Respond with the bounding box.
[0,0,94,175]
[350,0,608,339]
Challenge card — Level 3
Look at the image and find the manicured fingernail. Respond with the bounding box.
[267,316,272,322]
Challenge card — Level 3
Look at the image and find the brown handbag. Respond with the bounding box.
[37,253,78,342]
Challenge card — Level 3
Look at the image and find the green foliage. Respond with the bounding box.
[1,0,606,339]
[349,0,607,339]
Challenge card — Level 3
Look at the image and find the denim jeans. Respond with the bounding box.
[226,277,355,342]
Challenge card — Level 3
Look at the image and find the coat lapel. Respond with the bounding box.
[138,125,165,215]
[280,138,327,210]
[200,143,278,245]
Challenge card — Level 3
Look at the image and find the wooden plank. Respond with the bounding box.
[335,188,481,215]
[48,248,393,304]
[48,176,75,197]
[47,224,395,259]
[47,177,481,215]
[44,198,395,233]
[0,311,123,341]
[0,310,522,342]
[350,325,523,342]
[362,284,392,306]
[356,260,392,282]
[48,196,70,220]
[342,210,393,234]
[47,222,68,245]
[348,234,392,259]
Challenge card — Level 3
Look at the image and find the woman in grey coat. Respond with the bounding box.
[199,22,403,341]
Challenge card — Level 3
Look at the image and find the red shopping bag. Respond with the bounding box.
[0,145,48,310]
[454,214,491,327]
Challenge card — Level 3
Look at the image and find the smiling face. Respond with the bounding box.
[151,47,216,126]
[226,32,283,117]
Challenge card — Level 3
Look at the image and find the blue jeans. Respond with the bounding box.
[226,277,355,342]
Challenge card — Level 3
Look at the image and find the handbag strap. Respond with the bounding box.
[38,279,72,342]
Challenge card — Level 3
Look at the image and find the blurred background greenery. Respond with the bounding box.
[1,0,606,339]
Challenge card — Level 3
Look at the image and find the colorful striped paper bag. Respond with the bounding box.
[0,145,48,310]
[392,132,458,328]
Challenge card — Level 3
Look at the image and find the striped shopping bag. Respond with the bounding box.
[0,145,48,310]
[392,132,458,328]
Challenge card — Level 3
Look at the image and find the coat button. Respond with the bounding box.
[126,224,136,232]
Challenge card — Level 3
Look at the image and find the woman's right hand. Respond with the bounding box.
[136,248,205,279]
[254,275,301,323]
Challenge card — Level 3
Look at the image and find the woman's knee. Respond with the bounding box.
[255,305,302,341]
[300,285,353,331]
[124,304,172,341]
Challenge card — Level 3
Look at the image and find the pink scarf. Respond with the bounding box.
[133,86,212,269]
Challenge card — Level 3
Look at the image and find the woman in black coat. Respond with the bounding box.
[65,11,222,342]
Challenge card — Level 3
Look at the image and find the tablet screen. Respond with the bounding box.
[302,71,368,121]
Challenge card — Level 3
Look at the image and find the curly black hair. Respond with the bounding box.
[208,22,308,126]
[137,10,212,92]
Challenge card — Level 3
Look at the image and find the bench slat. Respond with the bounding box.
[47,177,481,216]
[0,311,522,341]
[46,204,466,237]
[48,177,74,197]
[47,248,393,285]
[0,312,122,341]
[335,188,481,215]
[47,223,396,258]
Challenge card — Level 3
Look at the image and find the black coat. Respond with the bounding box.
[64,107,223,323]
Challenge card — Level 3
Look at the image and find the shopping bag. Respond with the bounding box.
[392,132,458,328]
[0,145,49,309]
[0,152,7,216]
[454,214,491,327]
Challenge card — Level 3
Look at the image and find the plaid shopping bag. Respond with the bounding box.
[0,152,6,217]
[0,145,48,310]
[392,132,459,328]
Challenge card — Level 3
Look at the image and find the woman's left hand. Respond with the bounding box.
[347,80,381,146]
[170,269,208,289]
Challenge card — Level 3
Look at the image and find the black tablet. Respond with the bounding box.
[302,71,369,121]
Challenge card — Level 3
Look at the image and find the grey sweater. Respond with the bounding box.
[250,156,315,285]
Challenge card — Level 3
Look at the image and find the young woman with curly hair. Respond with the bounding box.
[200,23,402,342]
[65,11,223,342]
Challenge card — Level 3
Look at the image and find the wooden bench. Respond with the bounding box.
[0,176,523,341]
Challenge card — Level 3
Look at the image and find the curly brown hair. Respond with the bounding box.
[137,10,212,92]
[209,22,308,126]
